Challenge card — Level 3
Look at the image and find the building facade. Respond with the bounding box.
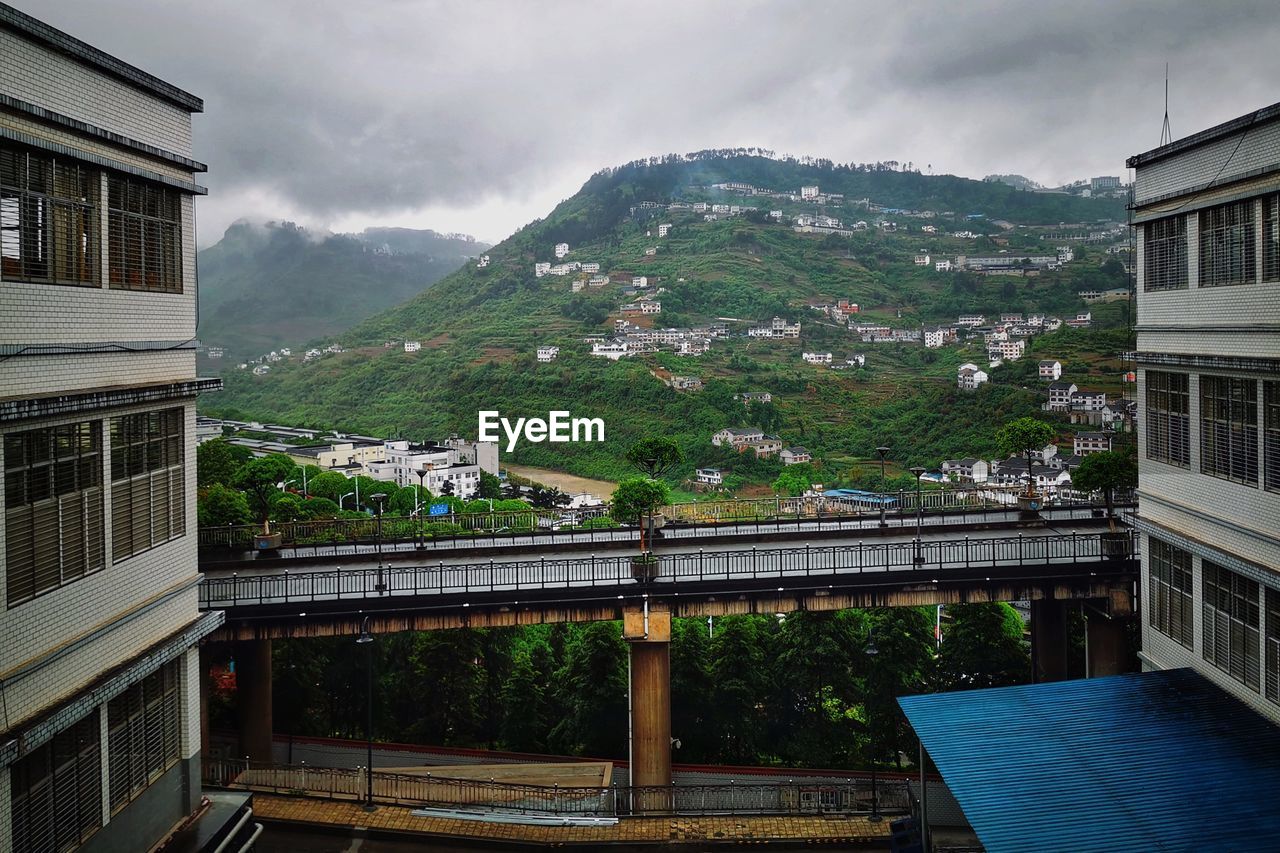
[0,6,226,851]
[1129,101,1280,721]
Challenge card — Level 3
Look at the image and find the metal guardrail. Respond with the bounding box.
[199,530,1138,609]
[203,758,911,817]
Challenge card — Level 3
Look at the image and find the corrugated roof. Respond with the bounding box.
[899,669,1280,852]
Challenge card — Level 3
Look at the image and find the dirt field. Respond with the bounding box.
[503,464,616,500]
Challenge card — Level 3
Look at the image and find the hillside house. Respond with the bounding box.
[992,459,1073,496]
[935,260,953,271]
[404,340,421,353]
[749,317,801,338]
[1073,431,1113,456]
[580,262,600,273]
[988,339,1026,361]
[571,280,585,292]
[847,354,866,368]
[746,436,783,458]
[535,262,551,276]
[801,185,819,199]
[588,275,609,287]
[537,346,560,363]
[924,327,946,349]
[1039,360,1063,380]
[590,341,630,360]
[658,223,672,237]
[957,364,989,391]
[555,242,570,258]
[738,391,773,405]
[671,376,703,391]
[645,247,657,256]
[712,427,764,447]
[477,255,490,268]
[803,352,833,365]
[632,276,649,288]
[941,458,990,483]
[695,467,724,486]
[1071,390,1107,412]
[781,446,811,465]
[957,314,986,327]
[914,253,931,266]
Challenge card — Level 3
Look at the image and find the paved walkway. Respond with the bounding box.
[251,794,893,847]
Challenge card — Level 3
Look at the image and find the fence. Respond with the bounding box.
[199,530,1138,608]
[203,758,912,817]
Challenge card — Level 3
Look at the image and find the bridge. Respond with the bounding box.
[196,499,1139,811]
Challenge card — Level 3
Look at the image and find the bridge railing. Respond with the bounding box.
[203,758,910,817]
[199,530,1138,608]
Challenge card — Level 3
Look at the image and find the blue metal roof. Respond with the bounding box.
[899,669,1280,852]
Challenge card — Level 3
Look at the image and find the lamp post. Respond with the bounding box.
[864,626,882,823]
[909,466,926,565]
[371,493,387,593]
[415,470,428,550]
[875,446,890,527]
[355,616,376,811]
[340,491,355,511]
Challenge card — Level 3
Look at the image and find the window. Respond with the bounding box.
[9,711,102,853]
[1266,382,1280,493]
[0,145,99,285]
[1145,371,1190,466]
[1149,538,1194,648]
[4,422,105,607]
[1199,199,1256,287]
[107,175,182,293]
[1203,561,1260,690]
[1267,587,1280,706]
[1200,375,1258,485]
[1143,214,1187,291]
[110,409,185,561]
[1265,195,1279,282]
[108,662,181,812]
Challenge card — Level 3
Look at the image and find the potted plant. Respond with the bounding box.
[1070,449,1137,559]
[996,417,1057,517]
[234,454,297,556]
[611,476,672,582]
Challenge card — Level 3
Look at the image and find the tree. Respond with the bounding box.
[232,454,297,531]
[624,436,684,480]
[499,649,549,752]
[937,603,1029,691]
[772,466,813,496]
[197,438,251,488]
[548,622,628,757]
[197,483,251,527]
[477,470,502,499]
[1071,449,1137,524]
[669,618,715,762]
[611,477,670,532]
[996,417,1056,497]
[307,471,351,504]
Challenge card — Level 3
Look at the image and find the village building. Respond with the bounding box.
[537,346,560,363]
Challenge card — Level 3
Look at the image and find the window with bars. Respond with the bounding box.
[1264,195,1279,282]
[110,408,185,562]
[1199,199,1256,287]
[1266,382,1280,493]
[1267,587,1280,707]
[107,175,182,293]
[107,661,182,812]
[1145,370,1190,466]
[1149,538,1194,649]
[9,710,102,853]
[1143,214,1187,291]
[4,421,105,607]
[0,145,99,285]
[1200,375,1258,485]
[1203,561,1261,691]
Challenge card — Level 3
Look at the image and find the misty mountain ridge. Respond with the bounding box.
[196,220,490,361]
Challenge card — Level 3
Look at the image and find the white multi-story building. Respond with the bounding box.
[658,224,672,237]
[1039,360,1063,380]
[800,185,819,199]
[923,327,946,349]
[581,262,600,273]
[404,340,421,352]
[367,439,493,498]
[535,262,551,277]
[0,10,246,851]
[632,276,648,288]
[554,242,570,258]
[988,339,1027,361]
[476,254,490,268]
[1129,102,1280,721]
[802,352,833,365]
[537,346,560,363]
[957,363,989,391]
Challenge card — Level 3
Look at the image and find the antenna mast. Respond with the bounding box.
[1160,63,1172,146]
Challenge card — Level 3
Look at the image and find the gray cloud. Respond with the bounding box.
[17,0,1280,244]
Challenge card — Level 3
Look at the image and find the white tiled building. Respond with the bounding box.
[0,8,234,851]
[1129,100,1280,722]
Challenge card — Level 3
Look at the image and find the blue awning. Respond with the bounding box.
[899,668,1280,852]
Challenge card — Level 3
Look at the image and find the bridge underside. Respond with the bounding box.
[208,564,1135,641]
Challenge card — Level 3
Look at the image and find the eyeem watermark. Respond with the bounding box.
[478,411,605,452]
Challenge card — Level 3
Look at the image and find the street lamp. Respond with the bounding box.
[874,446,890,528]
[340,491,355,511]
[371,493,388,593]
[864,627,882,823]
[355,616,376,812]
[909,466,926,565]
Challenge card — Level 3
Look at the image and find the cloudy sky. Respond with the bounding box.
[21,0,1280,247]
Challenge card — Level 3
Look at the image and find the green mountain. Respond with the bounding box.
[205,152,1132,488]
[195,221,489,362]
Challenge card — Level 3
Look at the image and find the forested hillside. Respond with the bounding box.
[205,153,1133,487]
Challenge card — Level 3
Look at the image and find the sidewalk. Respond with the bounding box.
[251,794,894,847]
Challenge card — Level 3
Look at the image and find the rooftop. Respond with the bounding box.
[1126,100,1280,169]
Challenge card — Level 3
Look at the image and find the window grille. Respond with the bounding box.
[1200,375,1258,485]
[107,175,181,293]
[1203,561,1261,691]
[1143,214,1187,291]
[1265,382,1280,494]
[107,661,182,812]
[1267,587,1280,706]
[0,145,98,285]
[110,408,185,561]
[1149,538,1194,648]
[1264,195,1279,282]
[9,711,102,853]
[4,421,105,606]
[1199,199,1256,287]
[1145,371,1190,466]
